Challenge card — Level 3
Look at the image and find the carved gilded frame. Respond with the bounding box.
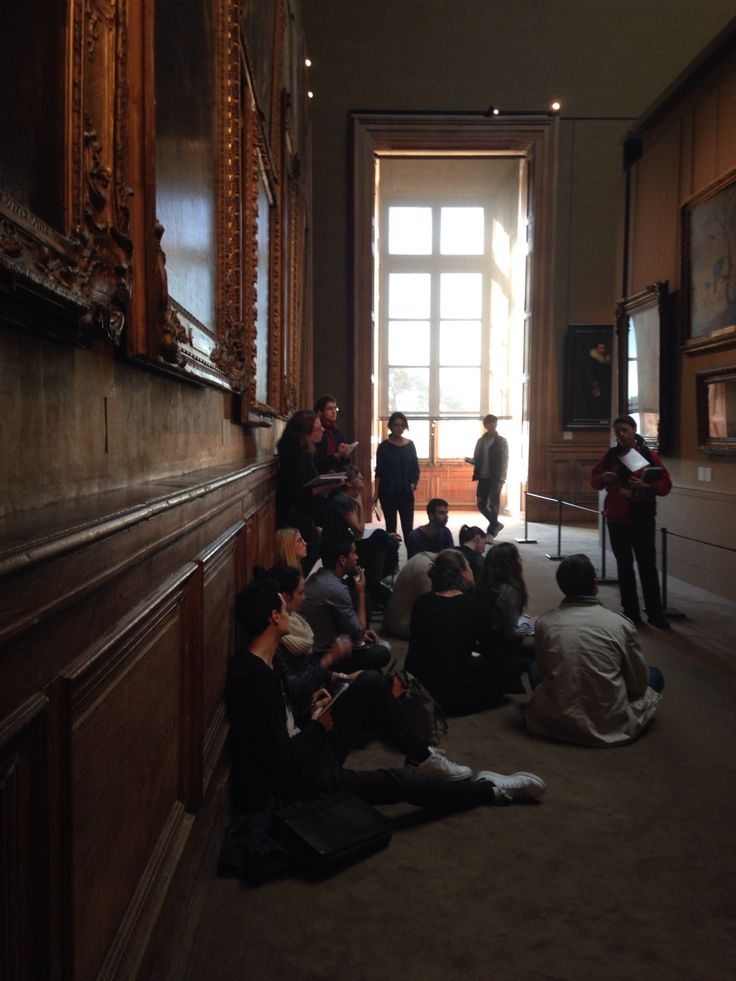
[0,0,132,348]
[124,0,245,391]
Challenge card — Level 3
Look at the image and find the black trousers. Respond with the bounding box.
[379,492,415,542]
[307,742,495,811]
[330,669,426,763]
[607,519,663,619]
[476,478,501,528]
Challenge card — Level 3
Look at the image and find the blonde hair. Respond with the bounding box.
[275,527,303,571]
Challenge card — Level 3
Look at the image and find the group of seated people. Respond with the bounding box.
[224,402,666,843]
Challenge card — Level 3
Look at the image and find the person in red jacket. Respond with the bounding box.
[591,415,672,628]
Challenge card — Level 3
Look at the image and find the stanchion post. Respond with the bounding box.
[515,489,538,545]
[660,526,686,619]
[597,512,617,584]
[545,498,563,561]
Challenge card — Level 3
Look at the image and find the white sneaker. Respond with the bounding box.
[409,747,472,782]
[474,770,545,802]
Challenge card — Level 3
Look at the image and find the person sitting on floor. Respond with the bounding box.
[275,527,309,572]
[405,550,513,715]
[300,538,391,673]
[524,553,664,747]
[406,498,454,559]
[381,550,437,638]
[322,465,399,608]
[225,577,546,816]
[268,564,470,777]
[474,542,536,659]
[456,524,487,581]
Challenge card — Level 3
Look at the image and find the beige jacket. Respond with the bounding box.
[526,597,661,747]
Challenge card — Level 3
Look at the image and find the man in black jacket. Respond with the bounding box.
[225,578,545,815]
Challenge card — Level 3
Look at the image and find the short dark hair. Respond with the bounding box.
[427,497,449,517]
[428,549,470,592]
[234,578,282,641]
[320,538,355,569]
[458,524,485,545]
[613,414,637,429]
[556,554,596,597]
[483,414,498,427]
[388,411,409,430]
[267,564,302,596]
[314,394,337,413]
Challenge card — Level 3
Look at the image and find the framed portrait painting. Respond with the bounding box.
[563,325,613,429]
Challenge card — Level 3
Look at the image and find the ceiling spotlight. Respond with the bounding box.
[550,101,561,113]
[305,57,312,68]
[307,90,314,99]
[485,105,501,117]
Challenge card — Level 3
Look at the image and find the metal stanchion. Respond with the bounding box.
[660,527,686,619]
[545,498,564,561]
[597,514,617,584]
[515,490,538,544]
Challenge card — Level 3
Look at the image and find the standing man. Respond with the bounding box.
[405,499,454,559]
[472,414,508,541]
[314,394,353,473]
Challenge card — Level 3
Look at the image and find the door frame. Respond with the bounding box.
[351,112,559,511]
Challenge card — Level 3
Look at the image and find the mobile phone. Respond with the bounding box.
[313,681,350,719]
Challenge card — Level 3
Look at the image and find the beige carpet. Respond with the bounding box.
[147,518,736,981]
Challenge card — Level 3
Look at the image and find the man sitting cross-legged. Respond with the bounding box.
[525,554,664,747]
[301,538,391,674]
[405,498,454,559]
[225,577,546,816]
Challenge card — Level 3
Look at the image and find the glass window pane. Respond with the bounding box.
[441,207,484,254]
[439,367,480,411]
[440,273,482,319]
[437,419,483,459]
[388,321,430,366]
[490,279,509,329]
[388,207,432,254]
[439,321,481,365]
[406,420,430,460]
[388,367,429,413]
[388,273,431,319]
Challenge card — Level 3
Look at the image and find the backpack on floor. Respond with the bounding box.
[390,669,448,746]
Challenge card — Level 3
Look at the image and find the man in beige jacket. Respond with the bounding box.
[525,554,664,747]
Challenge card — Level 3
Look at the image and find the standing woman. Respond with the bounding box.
[372,411,420,541]
[591,414,672,628]
[275,410,325,574]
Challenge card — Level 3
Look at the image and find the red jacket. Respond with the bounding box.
[591,446,671,523]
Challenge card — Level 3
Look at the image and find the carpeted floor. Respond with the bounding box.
[148,517,736,981]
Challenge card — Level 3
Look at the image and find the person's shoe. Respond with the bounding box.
[408,747,472,781]
[474,770,546,802]
[492,521,505,536]
[648,615,671,629]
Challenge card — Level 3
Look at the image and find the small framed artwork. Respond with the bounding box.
[682,167,736,351]
[562,325,613,428]
[696,365,736,456]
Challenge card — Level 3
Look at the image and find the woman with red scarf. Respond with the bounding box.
[314,394,352,473]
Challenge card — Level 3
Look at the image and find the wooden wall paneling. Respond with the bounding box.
[198,520,244,790]
[0,694,49,981]
[59,564,197,981]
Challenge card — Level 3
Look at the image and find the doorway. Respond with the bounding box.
[351,113,558,521]
[374,154,527,511]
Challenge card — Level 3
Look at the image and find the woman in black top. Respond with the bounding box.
[405,550,507,715]
[456,524,486,581]
[275,410,326,573]
[372,411,420,541]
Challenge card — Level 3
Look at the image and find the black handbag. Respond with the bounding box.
[272,791,393,876]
